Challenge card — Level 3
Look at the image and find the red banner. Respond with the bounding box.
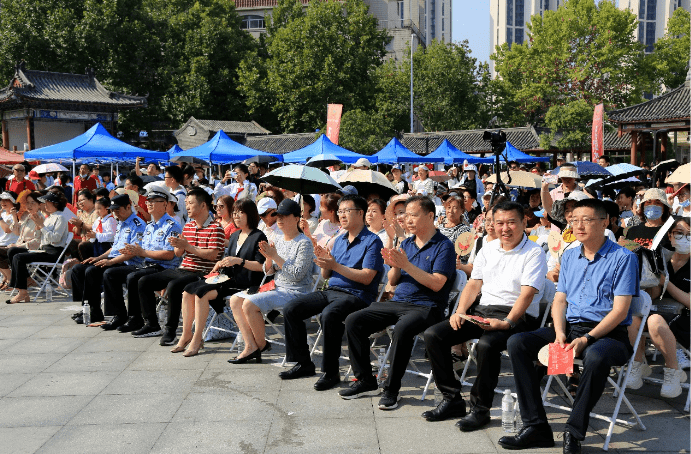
[326,104,343,145]
[591,103,604,162]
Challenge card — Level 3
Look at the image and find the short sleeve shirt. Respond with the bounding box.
[109,213,146,265]
[558,239,639,326]
[391,230,457,308]
[141,213,183,269]
[328,227,384,305]
[180,216,225,273]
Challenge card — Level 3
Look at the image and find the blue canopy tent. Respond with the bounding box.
[170,130,281,164]
[499,142,551,163]
[282,134,375,164]
[426,139,493,165]
[372,137,441,164]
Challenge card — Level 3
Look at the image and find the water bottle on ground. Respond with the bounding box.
[514,400,523,432]
[501,389,516,432]
[377,348,388,382]
[45,283,52,302]
[82,302,91,326]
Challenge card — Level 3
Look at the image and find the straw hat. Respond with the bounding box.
[641,188,671,208]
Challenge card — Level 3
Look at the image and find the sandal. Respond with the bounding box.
[6,294,30,304]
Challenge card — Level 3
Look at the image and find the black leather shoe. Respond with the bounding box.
[313,373,340,391]
[422,397,467,421]
[562,431,581,454]
[498,424,555,450]
[73,314,84,325]
[228,349,262,364]
[101,315,127,331]
[455,407,490,432]
[278,362,316,380]
[117,317,144,333]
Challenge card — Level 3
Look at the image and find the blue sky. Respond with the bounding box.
[452,1,491,65]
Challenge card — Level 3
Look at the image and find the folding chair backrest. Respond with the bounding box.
[310,262,322,292]
[449,270,468,314]
[539,279,557,328]
[57,232,74,263]
[375,264,391,302]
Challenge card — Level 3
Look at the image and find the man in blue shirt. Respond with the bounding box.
[99,186,182,332]
[279,195,384,390]
[501,199,639,454]
[341,195,456,410]
[71,194,146,324]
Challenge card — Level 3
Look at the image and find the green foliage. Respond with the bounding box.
[539,99,594,150]
[650,7,690,91]
[238,0,390,133]
[492,0,652,129]
[339,109,394,155]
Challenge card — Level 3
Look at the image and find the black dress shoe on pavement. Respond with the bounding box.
[421,397,467,421]
[455,407,490,432]
[117,317,144,333]
[498,424,555,450]
[313,373,340,391]
[73,314,84,324]
[159,327,177,345]
[278,362,316,380]
[101,315,127,331]
[562,431,581,454]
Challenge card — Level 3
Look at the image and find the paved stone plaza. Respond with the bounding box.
[0,295,688,453]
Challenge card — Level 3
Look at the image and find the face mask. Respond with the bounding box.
[644,205,663,220]
[673,236,690,254]
[680,200,690,208]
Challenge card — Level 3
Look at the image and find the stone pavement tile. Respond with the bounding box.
[264,416,379,454]
[28,325,102,339]
[370,388,435,419]
[0,353,65,374]
[45,350,141,373]
[193,367,283,393]
[68,393,185,425]
[172,390,278,423]
[0,337,20,350]
[0,325,49,339]
[71,334,157,353]
[0,373,33,397]
[376,416,496,454]
[274,389,374,420]
[102,369,204,395]
[0,425,62,454]
[36,422,167,454]
[150,420,272,454]
[126,350,215,371]
[8,371,119,397]
[0,314,66,327]
[0,395,92,427]
[3,337,82,355]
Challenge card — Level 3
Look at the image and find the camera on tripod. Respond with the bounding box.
[482,130,507,156]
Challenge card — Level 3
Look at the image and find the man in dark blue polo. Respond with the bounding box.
[341,195,457,410]
[279,194,384,391]
[500,199,639,454]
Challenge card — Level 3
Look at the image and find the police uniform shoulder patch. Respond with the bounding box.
[132,218,143,226]
[165,219,176,226]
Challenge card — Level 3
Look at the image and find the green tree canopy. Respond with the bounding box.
[650,7,690,91]
[238,0,390,133]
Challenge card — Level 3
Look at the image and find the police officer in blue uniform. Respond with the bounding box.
[100,186,183,332]
[71,194,146,324]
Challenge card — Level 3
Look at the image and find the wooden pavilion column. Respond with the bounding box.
[1,120,8,150]
[25,116,34,150]
[660,133,668,161]
[630,131,638,165]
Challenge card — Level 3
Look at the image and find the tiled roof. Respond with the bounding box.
[191,118,271,135]
[607,81,690,123]
[0,64,147,109]
[403,126,542,155]
[243,133,318,153]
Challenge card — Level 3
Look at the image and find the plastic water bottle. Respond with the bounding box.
[82,302,91,326]
[501,389,516,432]
[45,283,52,302]
[377,348,388,382]
[514,400,523,432]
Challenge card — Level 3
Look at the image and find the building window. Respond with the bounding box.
[515,0,524,26]
[397,1,404,27]
[515,27,524,44]
[639,0,646,18]
[507,0,513,26]
[507,27,513,46]
[645,21,656,52]
[646,0,657,20]
[240,15,265,30]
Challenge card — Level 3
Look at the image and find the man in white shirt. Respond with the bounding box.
[421,201,546,429]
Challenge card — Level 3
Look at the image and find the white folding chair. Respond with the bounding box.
[372,270,468,400]
[540,292,652,451]
[19,232,74,301]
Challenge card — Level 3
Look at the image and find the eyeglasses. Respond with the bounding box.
[571,217,606,226]
[215,204,225,209]
[671,232,691,241]
[337,208,362,215]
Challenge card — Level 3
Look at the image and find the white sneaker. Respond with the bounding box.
[676,349,690,371]
[626,360,652,389]
[660,367,687,399]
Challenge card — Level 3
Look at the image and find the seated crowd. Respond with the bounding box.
[2,157,689,454]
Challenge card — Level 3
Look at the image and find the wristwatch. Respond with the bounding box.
[240,259,246,268]
[502,317,516,329]
[584,333,596,345]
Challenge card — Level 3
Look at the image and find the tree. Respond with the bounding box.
[650,7,690,91]
[339,109,394,155]
[539,99,594,150]
[492,0,654,129]
[238,0,390,133]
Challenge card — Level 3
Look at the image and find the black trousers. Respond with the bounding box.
[507,325,632,440]
[71,262,125,320]
[283,289,368,374]
[345,301,441,394]
[8,247,61,290]
[102,265,163,318]
[423,317,526,410]
[137,268,202,329]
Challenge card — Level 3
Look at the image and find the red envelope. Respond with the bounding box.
[259,280,276,293]
[548,343,574,375]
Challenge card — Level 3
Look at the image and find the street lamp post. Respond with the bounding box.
[410,33,414,134]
